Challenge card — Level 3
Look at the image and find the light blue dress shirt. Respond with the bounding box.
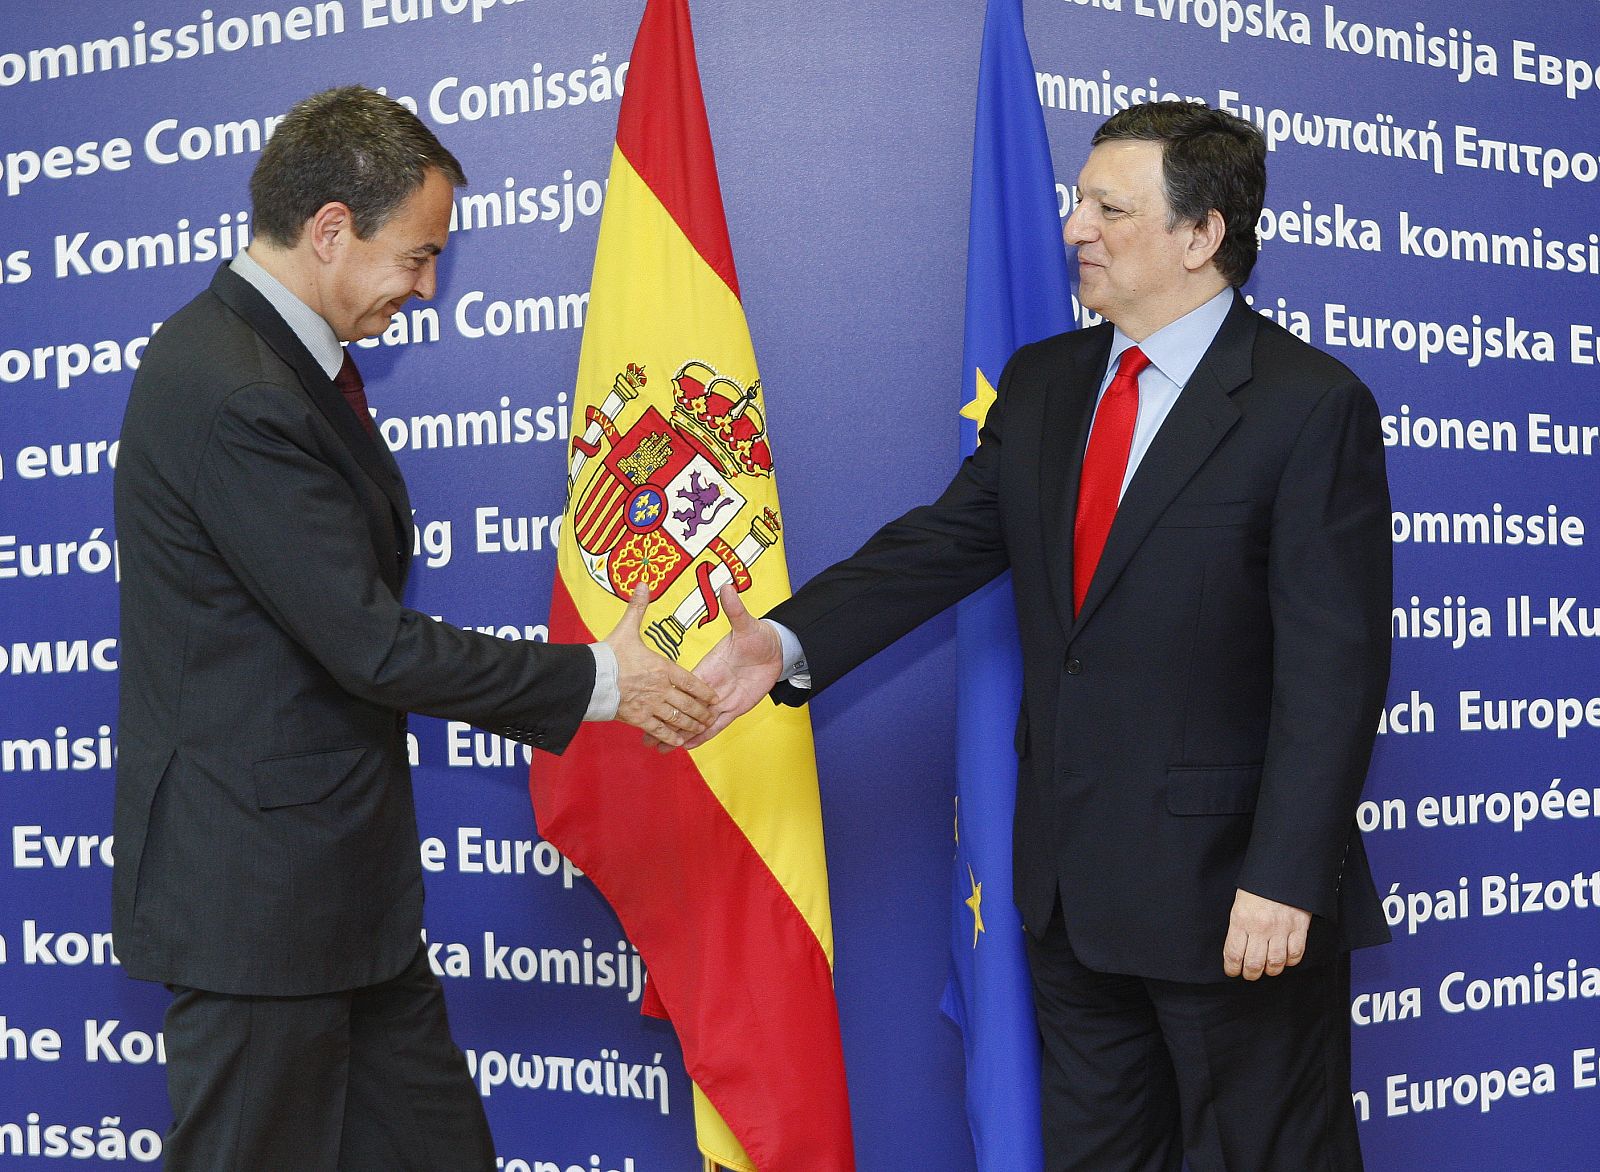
[1095,286,1233,502]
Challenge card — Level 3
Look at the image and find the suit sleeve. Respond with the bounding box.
[766,347,1028,703]
[1237,378,1392,920]
[191,382,596,752]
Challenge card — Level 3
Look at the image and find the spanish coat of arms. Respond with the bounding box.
[567,360,781,660]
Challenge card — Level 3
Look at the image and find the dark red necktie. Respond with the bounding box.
[334,351,377,438]
[1073,345,1149,615]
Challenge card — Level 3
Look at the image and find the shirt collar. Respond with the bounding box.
[1107,286,1234,388]
[230,250,346,380]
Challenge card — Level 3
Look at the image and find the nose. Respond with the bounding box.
[413,258,438,301]
[1063,204,1094,246]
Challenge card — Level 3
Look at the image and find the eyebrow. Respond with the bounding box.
[405,243,443,258]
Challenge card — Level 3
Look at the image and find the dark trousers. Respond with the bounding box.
[1027,910,1363,1172]
[161,944,494,1172]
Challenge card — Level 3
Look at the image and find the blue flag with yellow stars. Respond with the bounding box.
[938,0,1072,1166]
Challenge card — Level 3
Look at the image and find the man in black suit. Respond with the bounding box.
[691,103,1391,1170]
[112,86,715,1170]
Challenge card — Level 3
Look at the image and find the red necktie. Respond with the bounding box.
[334,351,377,438]
[1073,345,1149,615]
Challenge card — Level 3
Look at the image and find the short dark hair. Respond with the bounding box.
[249,85,466,247]
[1092,102,1266,286]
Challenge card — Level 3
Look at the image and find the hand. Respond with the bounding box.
[1222,889,1311,980]
[677,584,784,749]
[604,585,718,748]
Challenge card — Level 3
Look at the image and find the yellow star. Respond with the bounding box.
[965,864,985,948]
[960,367,998,430]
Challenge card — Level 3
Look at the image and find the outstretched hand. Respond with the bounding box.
[647,584,784,752]
[604,585,718,749]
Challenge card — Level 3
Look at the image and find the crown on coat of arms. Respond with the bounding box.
[670,360,773,478]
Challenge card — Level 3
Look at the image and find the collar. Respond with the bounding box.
[230,249,346,379]
[1106,286,1234,387]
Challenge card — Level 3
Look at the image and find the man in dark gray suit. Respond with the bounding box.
[690,103,1391,1170]
[112,86,714,1170]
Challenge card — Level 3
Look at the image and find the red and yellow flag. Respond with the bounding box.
[530,2,854,1168]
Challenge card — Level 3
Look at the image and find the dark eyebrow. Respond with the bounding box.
[405,243,443,258]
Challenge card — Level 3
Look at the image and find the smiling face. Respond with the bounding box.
[1064,139,1225,340]
[316,167,454,342]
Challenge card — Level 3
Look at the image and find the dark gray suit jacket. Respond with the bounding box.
[770,293,1392,983]
[112,264,595,996]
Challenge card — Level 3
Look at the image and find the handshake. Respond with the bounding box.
[603,583,782,751]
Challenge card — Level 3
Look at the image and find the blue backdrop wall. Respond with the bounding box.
[2,1,1597,1168]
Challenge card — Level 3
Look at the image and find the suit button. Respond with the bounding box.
[1065,658,1082,675]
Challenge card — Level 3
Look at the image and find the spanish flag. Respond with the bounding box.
[530,1,854,1169]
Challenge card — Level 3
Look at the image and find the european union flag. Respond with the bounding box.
[938,0,1072,1167]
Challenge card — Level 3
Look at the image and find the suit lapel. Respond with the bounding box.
[1040,326,1112,642]
[1069,294,1255,634]
[209,265,415,561]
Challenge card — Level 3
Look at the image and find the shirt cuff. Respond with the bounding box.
[769,620,811,690]
[585,642,620,721]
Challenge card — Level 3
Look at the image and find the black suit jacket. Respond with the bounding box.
[770,293,1392,983]
[112,264,595,997]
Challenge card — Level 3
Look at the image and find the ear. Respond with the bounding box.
[1183,208,1226,274]
[306,201,353,264]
